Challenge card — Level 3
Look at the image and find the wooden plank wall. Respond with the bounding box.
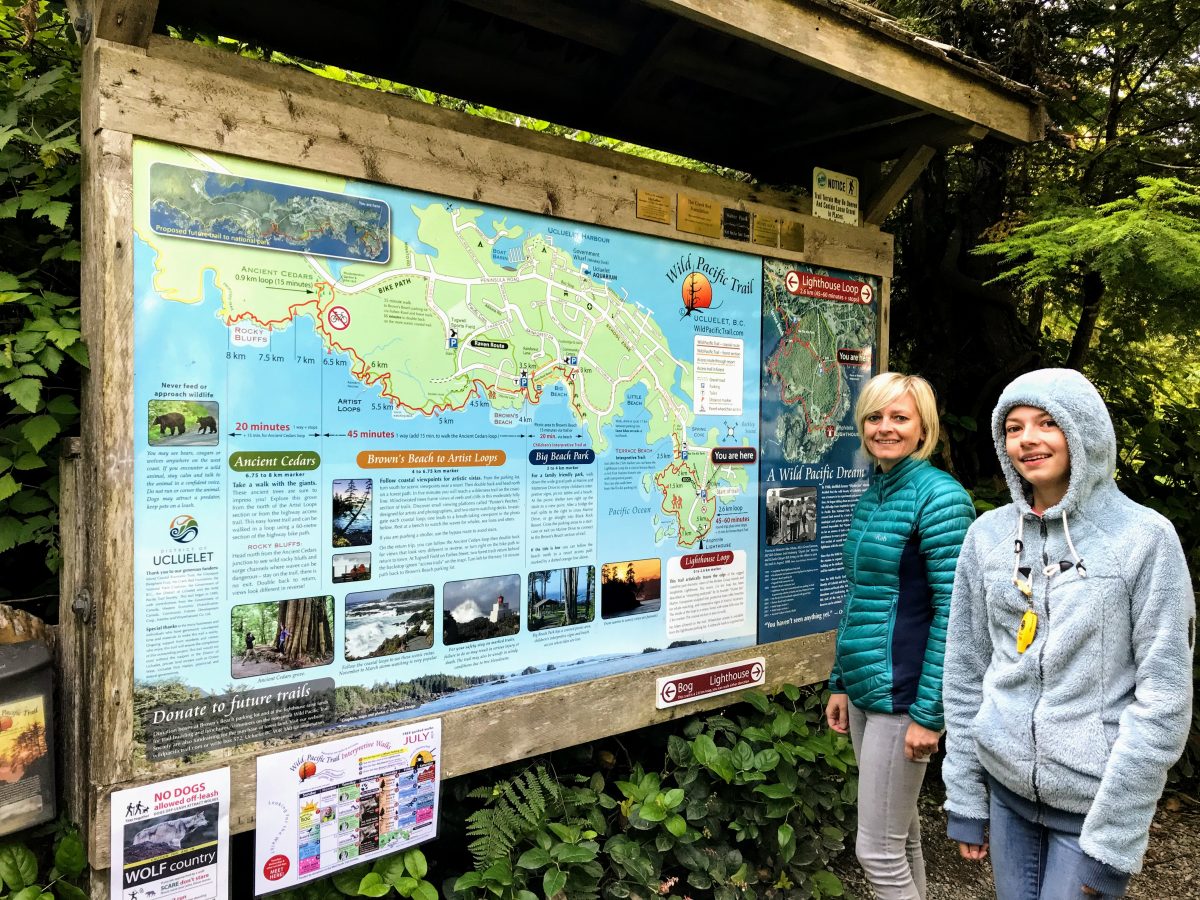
[74,34,893,868]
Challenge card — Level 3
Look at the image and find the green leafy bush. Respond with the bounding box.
[0,821,88,900]
[270,849,437,900]
[0,1,87,585]
[449,685,856,900]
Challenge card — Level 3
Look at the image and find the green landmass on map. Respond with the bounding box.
[133,142,745,547]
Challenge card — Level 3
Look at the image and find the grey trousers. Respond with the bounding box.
[849,704,929,900]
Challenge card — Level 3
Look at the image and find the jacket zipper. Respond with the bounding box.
[1031,515,1049,804]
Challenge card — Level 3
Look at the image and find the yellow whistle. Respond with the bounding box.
[1017,610,1038,654]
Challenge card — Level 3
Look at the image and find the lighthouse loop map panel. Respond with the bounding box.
[131,140,876,758]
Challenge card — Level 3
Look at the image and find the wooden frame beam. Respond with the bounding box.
[80,0,159,47]
[863,144,937,225]
[642,0,1044,143]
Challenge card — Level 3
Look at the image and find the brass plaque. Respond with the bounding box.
[677,194,722,239]
[780,219,805,252]
[751,214,779,248]
[635,189,672,225]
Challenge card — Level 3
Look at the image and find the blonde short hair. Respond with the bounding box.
[854,372,940,462]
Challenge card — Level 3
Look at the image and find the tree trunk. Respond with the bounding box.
[279,596,332,661]
[564,568,578,624]
[1066,271,1105,370]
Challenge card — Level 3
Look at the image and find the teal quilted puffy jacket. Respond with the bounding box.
[829,455,974,731]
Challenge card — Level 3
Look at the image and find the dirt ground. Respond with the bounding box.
[831,778,1200,899]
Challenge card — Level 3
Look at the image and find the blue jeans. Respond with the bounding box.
[989,780,1117,899]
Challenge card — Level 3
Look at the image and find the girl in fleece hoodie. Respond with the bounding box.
[942,369,1194,898]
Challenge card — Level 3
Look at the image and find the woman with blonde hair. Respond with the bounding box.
[825,371,975,899]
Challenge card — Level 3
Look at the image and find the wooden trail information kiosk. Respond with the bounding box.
[61,0,1042,890]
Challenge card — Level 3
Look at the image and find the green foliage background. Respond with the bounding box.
[0,0,84,591]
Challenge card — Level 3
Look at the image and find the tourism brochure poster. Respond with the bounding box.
[110,768,231,900]
[131,139,762,756]
[758,260,877,641]
[254,720,441,894]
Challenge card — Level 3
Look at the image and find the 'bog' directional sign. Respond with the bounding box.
[655,657,766,709]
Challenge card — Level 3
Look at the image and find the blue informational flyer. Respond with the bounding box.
[757,260,878,641]
[131,141,769,755]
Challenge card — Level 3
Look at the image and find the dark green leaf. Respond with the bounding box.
[53,833,85,879]
[452,872,484,890]
[0,844,38,891]
[355,872,391,897]
[753,783,794,799]
[21,414,59,452]
[543,867,567,898]
[516,848,553,869]
[742,689,770,712]
[402,850,427,880]
[550,844,596,864]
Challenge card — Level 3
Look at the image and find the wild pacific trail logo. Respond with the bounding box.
[169,514,199,543]
[680,271,725,317]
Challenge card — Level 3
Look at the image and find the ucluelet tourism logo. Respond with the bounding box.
[169,514,199,543]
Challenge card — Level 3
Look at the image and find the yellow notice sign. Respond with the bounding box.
[812,167,860,226]
[676,194,722,239]
[635,189,672,225]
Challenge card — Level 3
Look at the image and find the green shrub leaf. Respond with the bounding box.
[355,872,391,897]
[516,847,552,869]
[402,849,427,880]
[0,844,38,890]
[21,414,59,452]
[543,866,567,898]
[53,832,86,879]
[3,377,40,411]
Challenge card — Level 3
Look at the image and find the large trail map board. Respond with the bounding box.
[131,140,876,756]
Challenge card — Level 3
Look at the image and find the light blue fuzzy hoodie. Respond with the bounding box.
[942,369,1195,890]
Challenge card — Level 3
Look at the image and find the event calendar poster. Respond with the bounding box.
[757,260,877,642]
[254,720,441,894]
[131,139,763,757]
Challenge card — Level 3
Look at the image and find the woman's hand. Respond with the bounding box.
[904,721,941,760]
[1080,887,1100,897]
[958,842,988,861]
[825,693,849,734]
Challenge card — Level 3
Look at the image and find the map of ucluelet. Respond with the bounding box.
[143,159,751,548]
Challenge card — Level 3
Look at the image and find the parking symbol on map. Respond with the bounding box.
[785,270,802,294]
[327,306,351,331]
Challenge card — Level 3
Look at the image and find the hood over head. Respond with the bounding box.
[991,368,1116,515]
